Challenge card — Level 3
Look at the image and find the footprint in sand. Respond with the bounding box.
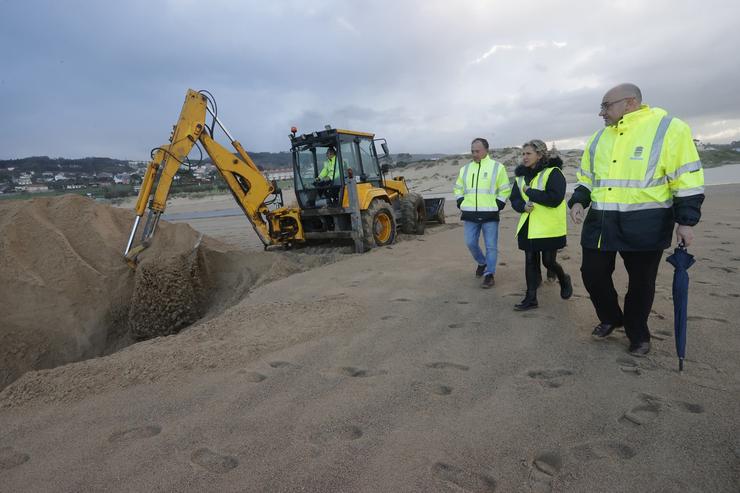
[191,448,238,473]
[309,425,364,445]
[448,323,465,329]
[521,312,555,320]
[687,315,729,324]
[0,447,30,469]
[108,425,162,443]
[620,394,662,426]
[336,366,387,378]
[268,361,302,370]
[650,329,672,341]
[527,369,574,388]
[235,370,267,382]
[413,381,454,396]
[392,298,413,302]
[381,315,395,320]
[571,441,636,461]
[431,462,497,492]
[709,266,737,274]
[426,362,470,371]
[529,451,562,493]
[709,292,740,299]
[616,356,642,375]
[457,301,471,305]
[673,401,705,414]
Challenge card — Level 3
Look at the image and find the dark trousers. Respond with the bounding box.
[581,248,663,344]
[525,250,566,296]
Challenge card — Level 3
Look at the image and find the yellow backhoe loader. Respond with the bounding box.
[123,89,443,263]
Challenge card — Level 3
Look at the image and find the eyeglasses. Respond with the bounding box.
[600,97,632,112]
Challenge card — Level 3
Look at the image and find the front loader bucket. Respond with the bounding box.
[424,197,446,224]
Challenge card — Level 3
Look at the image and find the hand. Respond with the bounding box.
[675,224,694,247]
[524,201,534,213]
[570,203,585,224]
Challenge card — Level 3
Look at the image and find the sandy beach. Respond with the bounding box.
[1,163,738,491]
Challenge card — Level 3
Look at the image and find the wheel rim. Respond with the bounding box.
[374,213,392,243]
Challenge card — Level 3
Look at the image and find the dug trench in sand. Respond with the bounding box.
[0,195,339,391]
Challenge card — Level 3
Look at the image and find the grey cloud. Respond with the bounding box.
[1,0,739,159]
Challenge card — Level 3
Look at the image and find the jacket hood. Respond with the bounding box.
[515,155,563,177]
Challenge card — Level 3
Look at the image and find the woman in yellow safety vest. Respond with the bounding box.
[510,140,573,310]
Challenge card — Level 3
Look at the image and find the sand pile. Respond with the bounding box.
[0,195,336,392]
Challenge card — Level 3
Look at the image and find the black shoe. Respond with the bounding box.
[592,322,621,339]
[475,264,486,277]
[628,341,651,357]
[481,274,495,289]
[514,298,538,311]
[560,274,573,300]
[547,269,558,282]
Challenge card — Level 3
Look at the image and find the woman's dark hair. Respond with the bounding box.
[471,137,489,150]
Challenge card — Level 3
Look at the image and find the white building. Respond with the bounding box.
[265,167,294,181]
[17,173,33,185]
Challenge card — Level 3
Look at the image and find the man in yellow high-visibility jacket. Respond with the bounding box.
[568,83,705,356]
[454,137,512,288]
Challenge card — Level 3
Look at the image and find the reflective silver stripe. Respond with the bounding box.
[536,169,547,189]
[594,177,667,188]
[461,205,499,211]
[673,186,705,197]
[645,116,673,182]
[580,169,594,181]
[465,192,499,197]
[591,200,672,212]
[461,162,471,188]
[589,128,605,175]
[489,162,501,194]
[666,160,702,181]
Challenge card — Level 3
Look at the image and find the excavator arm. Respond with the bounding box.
[124,89,302,264]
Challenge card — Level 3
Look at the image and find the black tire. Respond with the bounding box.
[362,199,397,249]
[399,192,426,235]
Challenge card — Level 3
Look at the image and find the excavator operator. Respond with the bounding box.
[313,147,341,206]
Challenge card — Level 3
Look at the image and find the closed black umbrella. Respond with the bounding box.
[665,244,695,371]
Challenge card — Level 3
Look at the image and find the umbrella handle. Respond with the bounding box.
[678,241,686,250]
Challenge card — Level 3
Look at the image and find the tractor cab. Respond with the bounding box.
[290,127,389,210]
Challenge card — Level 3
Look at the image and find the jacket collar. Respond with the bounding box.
[616,104,667,130]
[472,155,494,167]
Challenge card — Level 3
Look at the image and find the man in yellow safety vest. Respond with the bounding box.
[568,83,705,356]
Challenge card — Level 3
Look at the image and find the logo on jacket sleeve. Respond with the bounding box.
[629,146,644,160]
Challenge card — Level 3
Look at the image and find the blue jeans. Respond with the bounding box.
[463,220,499,276]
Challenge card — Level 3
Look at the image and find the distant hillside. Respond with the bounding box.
[2,145,736,175]
[0,156,131,174]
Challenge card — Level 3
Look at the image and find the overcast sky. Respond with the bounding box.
[1,0,739,160]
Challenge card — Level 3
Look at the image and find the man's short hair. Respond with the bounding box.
[471,137,489,150]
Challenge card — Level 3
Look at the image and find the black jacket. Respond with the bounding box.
[511,156,567,251]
